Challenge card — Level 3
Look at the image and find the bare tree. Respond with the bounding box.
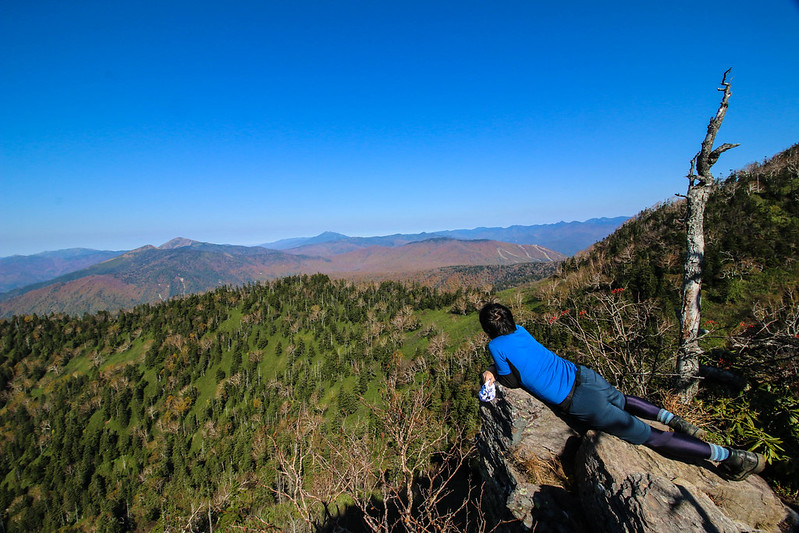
[264,409,351,532]
[676,69,739,399]
[729,288,799,384]
[553,291,673,396]
[267,377,489,532]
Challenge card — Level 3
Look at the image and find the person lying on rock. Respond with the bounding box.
[478,302,765,482]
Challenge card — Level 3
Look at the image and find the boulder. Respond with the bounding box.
[577,430,798,532]
[478,385,799,533]
[477,386,588,532]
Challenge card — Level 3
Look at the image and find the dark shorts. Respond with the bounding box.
[566,366,652,445]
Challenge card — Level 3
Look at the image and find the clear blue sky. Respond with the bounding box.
[2,1,798,257]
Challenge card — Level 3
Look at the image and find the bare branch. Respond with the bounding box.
[695,69,737,179]
[698,365,748,391]
[708,142,741,168]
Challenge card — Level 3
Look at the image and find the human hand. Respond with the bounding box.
[479,376,496,402]
[482,370,496,385]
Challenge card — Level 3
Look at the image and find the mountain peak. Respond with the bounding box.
[159,237,198,250]
[261,232,350,250]
[316,231,349,240]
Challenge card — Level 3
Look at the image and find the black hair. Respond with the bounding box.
[479,302,516,339]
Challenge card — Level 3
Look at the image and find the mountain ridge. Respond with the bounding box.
[0,237,565,317]
[0,248,125,293]
[261,216,628,255]
[0,218,625,294]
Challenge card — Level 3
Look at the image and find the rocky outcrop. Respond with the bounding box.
[477,386,799,533]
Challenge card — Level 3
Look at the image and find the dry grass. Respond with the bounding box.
[657,391,723,442]
[512,450,573,490]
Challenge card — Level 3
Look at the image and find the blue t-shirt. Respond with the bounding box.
[488,325,576,405]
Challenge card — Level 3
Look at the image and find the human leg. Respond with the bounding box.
[571,371,670,428]
[568,367,652,445]
[568,368,763,480]
[624,395,707,439]
[645,427,765,481]
[622,395,660,418]
[644,427,715,460]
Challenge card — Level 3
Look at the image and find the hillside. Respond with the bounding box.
[0,238,564,317]
[430,217,629,255]
[554,143,799,336]
[0,276,490,531]
[508,143,799,500]
[0,242,321,317]
[318,239,564,273]
[0,248,124,293]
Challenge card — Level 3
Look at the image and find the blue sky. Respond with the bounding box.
[2,1,798,257]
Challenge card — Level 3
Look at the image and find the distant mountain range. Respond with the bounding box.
[262,217,628,255]
[0,217,627,316]
[0,237,569,317]
[0,248,125,293]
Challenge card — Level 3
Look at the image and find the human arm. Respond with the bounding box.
[482,364,522,389]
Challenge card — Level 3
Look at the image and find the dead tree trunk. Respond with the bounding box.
[675,69,739,400]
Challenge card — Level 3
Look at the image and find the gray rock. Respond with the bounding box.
[577,430,799,533]
[478,385,799,533]
[477,386,588,532]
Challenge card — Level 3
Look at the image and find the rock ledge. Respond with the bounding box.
[477,386,799,532]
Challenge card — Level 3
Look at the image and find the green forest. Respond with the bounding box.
[0,276,496,531]
[1,144,798,532]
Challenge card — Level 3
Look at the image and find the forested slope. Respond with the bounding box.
[512,144,799,501]
[0,276,489,531]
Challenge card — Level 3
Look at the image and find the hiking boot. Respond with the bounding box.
[668,415,707,440]
[718,449,766,481]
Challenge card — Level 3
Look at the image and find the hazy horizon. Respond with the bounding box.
[1,215,630,258]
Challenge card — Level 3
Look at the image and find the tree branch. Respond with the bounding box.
[698,365,748,391]
[708,142,741,168]
[695,69,737,178]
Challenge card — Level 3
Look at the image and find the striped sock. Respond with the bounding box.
[708,444,730,462]
[656,409,675,425]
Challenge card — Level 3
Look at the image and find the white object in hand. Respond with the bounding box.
[479,381,496,402]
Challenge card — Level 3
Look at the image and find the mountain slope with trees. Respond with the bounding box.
[0,248,125,293]
[0,276,491,531]
[511,143,799,501]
